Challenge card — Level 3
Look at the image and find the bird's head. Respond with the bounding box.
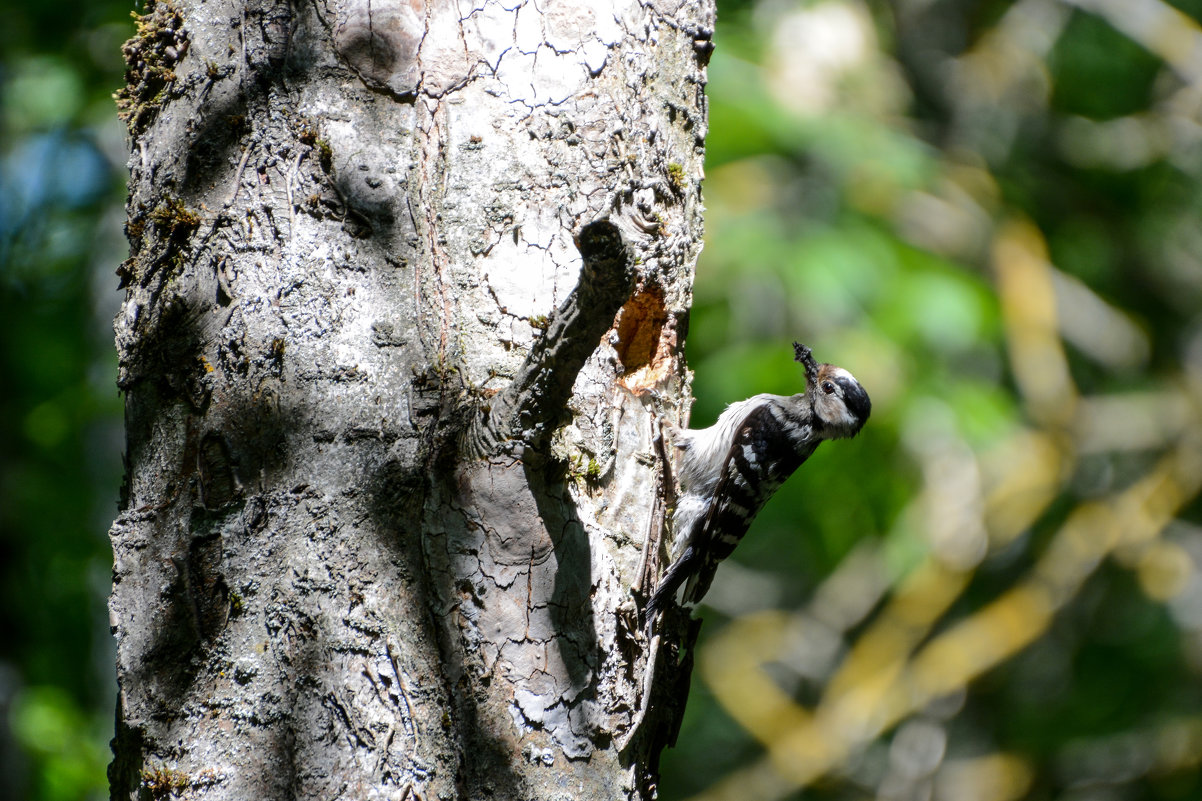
[793,342,871,439]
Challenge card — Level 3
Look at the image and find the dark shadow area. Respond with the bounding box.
[526,455,601,718]
[115,357,295,717]
[180,80,250,199]
[367,458,531,801]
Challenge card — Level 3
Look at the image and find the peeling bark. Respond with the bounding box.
[109,0,711,797]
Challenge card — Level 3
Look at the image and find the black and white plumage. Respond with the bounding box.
[645,342,871,622]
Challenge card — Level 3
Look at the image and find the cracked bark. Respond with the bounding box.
[109,0,712,798]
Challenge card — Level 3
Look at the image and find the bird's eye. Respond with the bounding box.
[822,381,836,394]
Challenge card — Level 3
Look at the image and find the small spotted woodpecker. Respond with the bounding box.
[646,342,871,622]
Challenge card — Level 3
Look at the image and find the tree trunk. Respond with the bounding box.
[108,0,712,798]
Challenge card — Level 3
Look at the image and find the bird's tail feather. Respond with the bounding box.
[644,546,700,624]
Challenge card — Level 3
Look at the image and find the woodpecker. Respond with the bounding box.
[646,342,871,622]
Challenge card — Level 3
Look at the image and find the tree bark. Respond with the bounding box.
[108,0,712,798]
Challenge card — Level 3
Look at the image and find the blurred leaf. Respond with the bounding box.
[10,686,109,801]
[3,57,85,132]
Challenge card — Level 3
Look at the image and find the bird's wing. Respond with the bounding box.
[680,403,808,605]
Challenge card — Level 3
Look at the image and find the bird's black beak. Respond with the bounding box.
[793,341,819,389]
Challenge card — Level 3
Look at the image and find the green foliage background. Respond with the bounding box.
[1,1,129,798]
[660,2,1202,800]
[2,1,1201,800]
